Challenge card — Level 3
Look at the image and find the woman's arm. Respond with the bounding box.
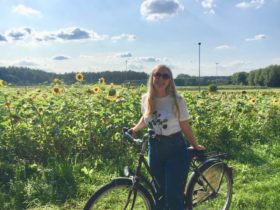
[179,120,205,150]
[130,116,146,136]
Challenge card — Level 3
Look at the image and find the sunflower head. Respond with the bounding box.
[249,98,256,105]
[53,86,60,94]
[93,86,100,94]
[38,107,44,114]
[75,73,84,82]
[53,78,62,85]
[107,88,118,101]
[5,101,11,108]
[86,88,94,94]
[99,77,105,85]
[272,99,279,105]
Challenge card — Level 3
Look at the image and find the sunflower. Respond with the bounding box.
[75,73,84,82]
[93,86,100,94]
[5,101,11,108]
[53,86,60,94]
[272,99,279,106]
[0,80,3,86]
[99,77,105,85]
[53,78,62,85]
[110,83,114,88]
[249,98,256,105]
[38,107,44,114]
[107,88,118,101]
[86,88,94,94]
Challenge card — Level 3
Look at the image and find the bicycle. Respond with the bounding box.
[83,128,233,210]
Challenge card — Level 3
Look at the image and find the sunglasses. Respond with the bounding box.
[153,72,170,80]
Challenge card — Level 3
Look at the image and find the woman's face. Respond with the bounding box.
[152,68,171,92]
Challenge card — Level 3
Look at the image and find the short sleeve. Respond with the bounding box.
[141,94,147,114]
[178,96,190,121]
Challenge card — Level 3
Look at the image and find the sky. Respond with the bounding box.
[0,0,280,77]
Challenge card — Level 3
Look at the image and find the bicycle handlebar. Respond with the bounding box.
[122,127,143,144]
[122,127,229,160]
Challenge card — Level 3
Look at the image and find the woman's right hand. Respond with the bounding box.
[128,128,137,137]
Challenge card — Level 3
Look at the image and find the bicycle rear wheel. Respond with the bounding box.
[84,178,155,210]
[186,161,233,210]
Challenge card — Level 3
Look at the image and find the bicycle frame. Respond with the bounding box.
[121,129,233,210]
[123,135,164,209]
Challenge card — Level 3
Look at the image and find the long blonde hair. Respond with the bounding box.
[144,64,180,118]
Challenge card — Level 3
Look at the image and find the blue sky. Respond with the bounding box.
[0,0,280,76]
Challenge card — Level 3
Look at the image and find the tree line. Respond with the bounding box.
[0,65,280,87]
[231,65,280,87]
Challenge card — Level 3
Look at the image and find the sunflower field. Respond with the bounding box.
[0,75,280,209]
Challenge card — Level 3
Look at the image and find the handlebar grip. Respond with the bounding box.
[122,127,134,142]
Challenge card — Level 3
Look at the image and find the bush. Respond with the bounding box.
[209,84,218,92]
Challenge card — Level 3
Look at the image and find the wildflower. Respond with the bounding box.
[99,77,105,85]
[93,87,100,94]
[75,73,84,82]
[0,80,3,86]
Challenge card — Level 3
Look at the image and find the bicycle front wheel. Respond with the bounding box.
[186,161,233,210]
[84,178,155,210]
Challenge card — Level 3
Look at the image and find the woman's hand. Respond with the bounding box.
[194,144,206,150]
[128,128,137,137]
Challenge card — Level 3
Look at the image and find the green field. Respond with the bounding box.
[0,82,280,209]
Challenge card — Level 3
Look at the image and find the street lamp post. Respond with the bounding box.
[198,42,201,92]
[125,60,128,84]
[216,62,219,85]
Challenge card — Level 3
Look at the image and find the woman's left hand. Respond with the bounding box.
[194,144,206,150]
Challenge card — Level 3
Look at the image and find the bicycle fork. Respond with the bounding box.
[122,175,140,210]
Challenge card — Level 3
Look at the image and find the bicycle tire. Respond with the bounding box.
[185,160,233,210]
[83,177,155,210]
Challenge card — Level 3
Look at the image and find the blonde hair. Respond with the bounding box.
[144,64,180,118]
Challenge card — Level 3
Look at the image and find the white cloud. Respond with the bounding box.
[1,27,135,44]
[136,56,162,62]
[111,34,136,42]
[36,27,107,42]
[52,55,70,60]
[115,52,133,58]
[12,59,39,67]
[141,0,184,21]
[199,0,216,14]
[12,4,42,17]
[245,34,267,41]
[0,34,7,42]
[5,27,33,41]
[215,45,234,50]
[236,0,266,9]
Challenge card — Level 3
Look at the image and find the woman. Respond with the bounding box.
[130,64,205,210]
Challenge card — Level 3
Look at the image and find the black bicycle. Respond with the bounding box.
[84,128,233,210]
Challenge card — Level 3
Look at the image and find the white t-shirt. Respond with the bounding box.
[141,93,190,136]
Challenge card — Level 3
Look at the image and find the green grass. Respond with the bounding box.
[230,143,280,210]
[15,143,278,210]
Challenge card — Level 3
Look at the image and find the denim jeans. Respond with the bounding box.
[148,132,189,210]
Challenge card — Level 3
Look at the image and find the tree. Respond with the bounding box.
[231,72,248,85]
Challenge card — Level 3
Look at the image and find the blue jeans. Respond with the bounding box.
[148,132,189,210]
